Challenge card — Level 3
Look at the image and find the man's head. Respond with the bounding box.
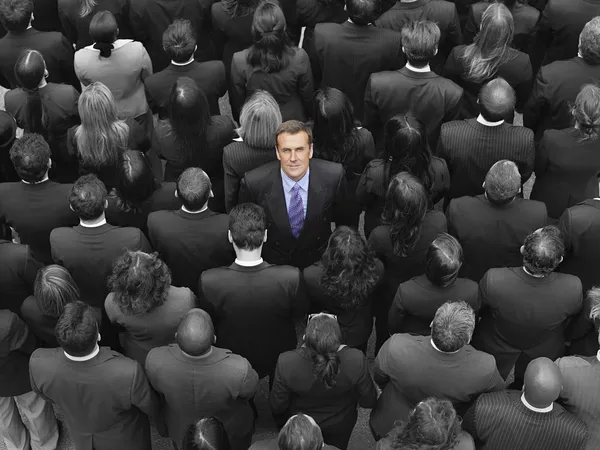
[176,168,212,211]
[176,309,214,357]
[278,414,324,450]
[163,19,196,63]
[228,203,267,251]
[523,357,562,408]
[276,120,313,182]
[9,133,51,183]
[478,78,516,122]
[484,160,521,205]
[579,17,600,66]
[521,226,564,276]
[401,20,440,69]
[346,0,378,26]
[69,174,107,221]
[431,301,476,353]
[425,233,463,288]
[0,0,33,33]
[54,301,99,357]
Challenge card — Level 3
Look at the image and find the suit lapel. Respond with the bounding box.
[267,169,293,238]
[299,165,326,241]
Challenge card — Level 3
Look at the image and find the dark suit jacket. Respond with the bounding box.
[32,0,63,33]
[50,223,153,309]
[20,296,59,348]
[447,195,548,282]
[239,159,350,269]
[30,347,158,450]
[0,241,41,313]
[145,344,259,450]
[0,310,37,397]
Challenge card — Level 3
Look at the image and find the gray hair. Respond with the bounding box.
[485,160,520,204]
[580,17,600,65]
[236,90,282,149]
[431,301,475,352]
[588,287,600,320]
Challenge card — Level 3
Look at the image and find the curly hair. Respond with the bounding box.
[108,251,171,315]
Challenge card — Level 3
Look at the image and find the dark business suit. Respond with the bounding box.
[239,159,350,269]
[0,310,37,397]
[20,296,59,348]
[0,241,41,314]
[32,0,63,33]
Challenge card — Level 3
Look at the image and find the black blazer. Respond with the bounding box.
[239,159,350,269]
[314,21,404,121]
[0,310,37,397]
[20,296,59,348]
[32,0,63,33]
[0,241,42,314]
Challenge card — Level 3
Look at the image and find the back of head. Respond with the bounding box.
[523,357,562,407]
[55,301,98,357]
[401,20,441,68]
[425,233,463,288]
[229,202,267,250]
[90,10,118,57]
[305,314,342,388]
[163,19,197,63]
[346,0,378,26]
[484,159,520,205]
[69,174,107,221]
[478,77,516,122]
[177,309,214,356]
[0,0,33,33]
[579,17,600,66]
[248,1,292,73]
[116,150,158,212]
[9,133,50,183]
[588,287,600,321]
[278,414,324,450]
[14,49,47,135]
[176,167,211,211]
[522,225,564,276]
[34,265,80,319]
[431,301,475,352]
[183,417,231,450]
[237,90,282,148]
[572,84,600,142]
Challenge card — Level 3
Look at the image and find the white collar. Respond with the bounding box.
[235,258,263,267]
[171,58,194,66]
[477,115,504,127]
[64,345,100,361]
[182,347,213,359]
[405,62,431,73]
[347,18,371,26]
[80,218,107,228]
[181,205,208,214]
[521,393,553,413]
[430,339,461,354]
[522,267,546,278]
[22,175,49,185]
[597,350,600,362]
[85,39,133,51]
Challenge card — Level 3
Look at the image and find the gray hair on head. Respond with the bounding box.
[485,159,520,205]
[431,301,475,353]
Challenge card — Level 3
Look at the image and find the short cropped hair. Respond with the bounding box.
[346,0,378,26]
[236,90,282,148]
[522,226,564,276]
[34,265,80,319]
[278,414,324,450]
[401,21,441,68]
[425,234,463,288]
[9,133,51,183]
[484,160,520,205]
[163,19,196,63]
[580,17,600,65]
[0,0,33,33]
[276,120,313,147]
[69,174,107,221]
[431,301,475,352]
[55,301,98,357]
[176,168,211,211]
[478,77,516,122]
[229,203,267,250]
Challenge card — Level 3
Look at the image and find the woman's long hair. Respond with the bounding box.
[462,3,514,83]
[320,226,380,309]
[247,1,293,73]
[116,150,159,213]
[34,265,80,318]
[14,50,48,136]
[80,0,97,17]
[305,315,342,389]
[382,172,428,257]
[222,0,262,17]
[572,84,600,143]
[75,82,129,170]
[89,10,118,58]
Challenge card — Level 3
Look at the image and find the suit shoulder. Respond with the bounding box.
[464,345,500,369]
[265,264,301,279]
[441,120,467,133]
[311,158,344,176]
[245,160,280,182]
[315,22,342,35]
[50,226,74,241]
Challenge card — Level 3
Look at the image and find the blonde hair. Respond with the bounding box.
[236,90,282,148]
[79,0,97,17]
[572,84,600,142]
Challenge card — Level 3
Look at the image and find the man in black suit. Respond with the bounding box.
[144,19,226,118]
[0,240,42,313]
[314,0,404,121]
[437,78,534,204]
[364,20,463,149]
[148,168,234,291]
[0,134,78,265]
[0,0,77,89]
[240,120,349,268]
[447,160,547,282]
[199,203,309,382]
[525,17,600,140]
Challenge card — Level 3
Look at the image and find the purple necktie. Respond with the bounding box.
[288,183,305,239]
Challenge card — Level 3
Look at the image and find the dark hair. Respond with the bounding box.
[382,172,428,257]
[54,301,98,357]
[90,10,118,58]
[484,159,520,205]
[9,133,50,183]
[176,167,211,211]
[522,226,564,277]
[580,17,600,65]
[401,21,441,68]
[69,174,107,220]
[278,414,324,450]
[183,417,231,450]
[304,315,341,389]
[320,226,380,309]
[108,251,171,315]
[247,1,293,73]
[229,203,267,250]
[431,301,475,352]
[346,0,378,26]
[478,77,516,122]
[222,0,261,17]
[0,0,33,33]
[14,50,48,136]
[0,112,18,183]
[425,234,463,288]
[34,265,80,318]
[276,120,313,146]
[116,151,159,213]
[572,84,600,142]
[163,19,196,63]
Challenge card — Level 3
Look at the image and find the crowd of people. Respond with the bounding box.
[0,0,600,449]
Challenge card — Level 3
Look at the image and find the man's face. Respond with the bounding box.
[276,131,313,182]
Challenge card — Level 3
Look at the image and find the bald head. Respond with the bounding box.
[176,309,214,356]
[523,358,562,408]
[478,78,516,122]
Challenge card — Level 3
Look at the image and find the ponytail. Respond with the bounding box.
[304,314,342,389]
[573,84,600,143]
[14,50,47,135]
[311,350,340,389]
[23,87,47,135]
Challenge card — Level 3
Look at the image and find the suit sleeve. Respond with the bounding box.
[197,273,217,317]
[442,48,462,83]
[523,67,549,133]
[477,272,491,316]
[356,353,378,408]
[238,177,254,204]
[139,46,153,81]
[297,51,314,119]
[5,311,37,354]
[229,55,247,123]
[269,356,293,426]
[446,4,463,50]
[59,36,80,90]
[558,209,572,254]
[291,270,310,320]
[332,167,351,226]
[372,338,391,389]
[464,5,478,45]
[363,75,379,134]
[130,360,160,419]
[224,152,240,213]
[21,245,43,291]
[534,133,550,178]
[514,57,533,113]
[137,231,154,254]
[129,2,148,44]
[237,358,259,400]
[58,8,77,46]
[50,232,64,266]
[387,286,406,335]
[485,364,506,391]
[530,2,553,73]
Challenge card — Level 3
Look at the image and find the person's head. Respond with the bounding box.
[108,251,171,316]
[483,159,521,205]
[278,414,324,450]
[176,167,212,211]
[13,49,48,135]
[34,265,80,319]
[69,174,108,221]
[236,90,282,148]
[276,120,313,182]
[401,20,440,68]
[228,203,267,251]
[579,17,600,65]
[90,10,118,57]
[183,417,231,450]
[588,287,600,321]
[248,1,292,73]
[523,357,562,408]
[431,301,475,353]
[0,0,33,33]
[9,133,51,183]
[305,314,342,389]
[116,151,158,212]
[425,234,463,288]
[222,0,261,18]
[478,77,516,122]
[346,0,378,26]
[521,226,564,277]
[54,301,99,357]
[176,309,215,357]
[572,84,600,142]
[163,19,197,63]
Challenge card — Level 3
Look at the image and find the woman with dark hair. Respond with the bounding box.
[377,398,475,450]
[104,251,197,365]
[444,3,532,119]
[368,172,447,352]
[5,49,80,181]
[270,314,377,449]
[357,114,449,236]
[183,418,232,450]
[531,84,600,219]
[303,226,384,352]
[389,233,478,336]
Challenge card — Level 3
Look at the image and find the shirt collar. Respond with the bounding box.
[182,346,214,359]
[281,168,310,193]
[235,258,264,267]
[171,58,194,66]
[597,350,600,362]
[430,339,461,354]
[22,175,49,185]
[477,114,504,127]
[181,205,208,214]
[405,62,431,73]
[64,345,100,361]
[347,18,371,26]
[521,393,553,413]
[80,218,107,228]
